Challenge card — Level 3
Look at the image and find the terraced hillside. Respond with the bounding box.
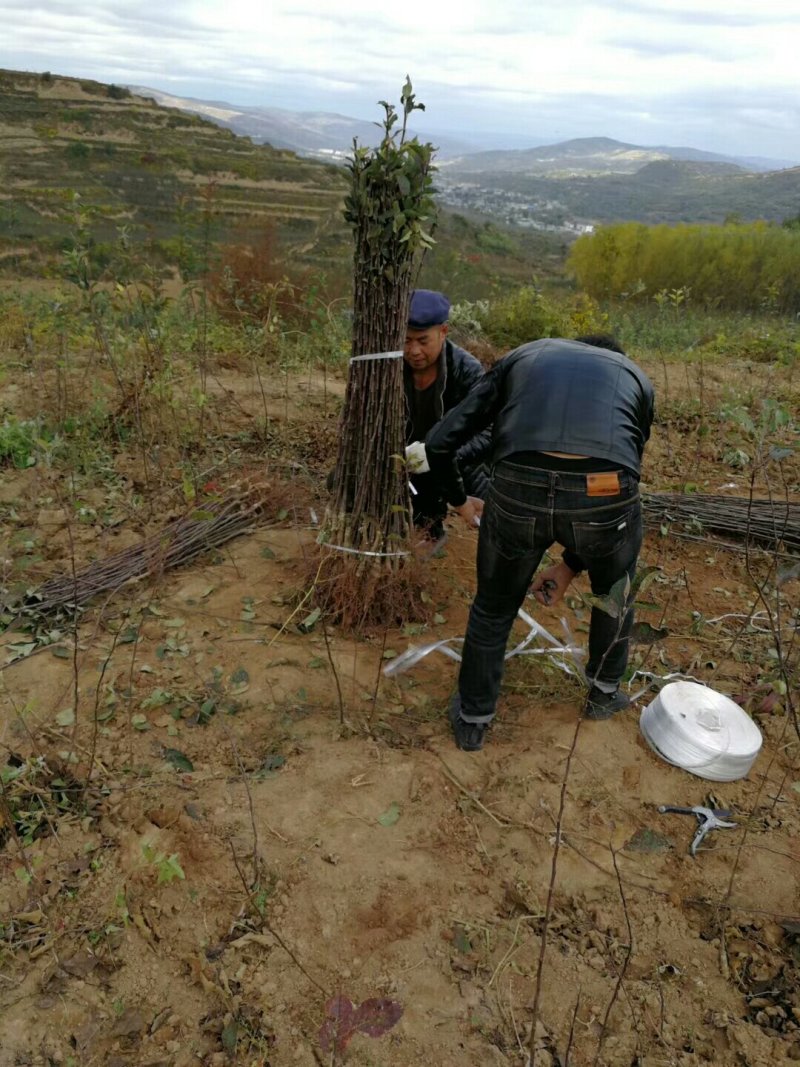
[0,69,346,272]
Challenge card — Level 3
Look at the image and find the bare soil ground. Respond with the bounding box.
[1,357,798,1067]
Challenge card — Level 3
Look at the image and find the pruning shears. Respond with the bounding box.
[540,579,558,605]
[658,804,737,857]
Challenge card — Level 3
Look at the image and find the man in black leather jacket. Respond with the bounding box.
[404,290,490,542]
[424,334,655,750]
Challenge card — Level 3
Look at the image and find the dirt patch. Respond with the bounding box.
[1,504,798,1066]
[1,358,798,1065]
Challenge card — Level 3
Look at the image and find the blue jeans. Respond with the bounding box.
[458,458,643,724]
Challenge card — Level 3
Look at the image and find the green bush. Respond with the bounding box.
[476,285,564,350]
[65,141,90,162]
[563,292,611,339]
[476,224,517,256]
[451,288,611,352]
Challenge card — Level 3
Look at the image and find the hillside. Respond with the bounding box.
[0,69,565,295]
[443,136,795,177]
[0,69,346,273]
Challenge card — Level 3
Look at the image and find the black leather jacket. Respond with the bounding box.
[425,338,655,506]
[404,338,490,469]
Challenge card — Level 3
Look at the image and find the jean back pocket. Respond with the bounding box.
[572,508,634,559]
[486,495,539,559]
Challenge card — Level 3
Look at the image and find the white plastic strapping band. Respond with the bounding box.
[627,668,706,703]
[320,541,410,559]
[383,606,586,680]
[350,350,403,363]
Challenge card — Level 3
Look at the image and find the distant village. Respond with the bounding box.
[435,175,596,236]
[311,148,597,236]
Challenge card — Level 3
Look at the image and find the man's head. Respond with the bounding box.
[575,333,626,355]
[405,289,450,373]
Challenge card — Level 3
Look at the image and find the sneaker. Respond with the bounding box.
[448,695,486,751]
[584,686,631,720]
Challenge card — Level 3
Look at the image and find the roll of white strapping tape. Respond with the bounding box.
[639,680,762,782]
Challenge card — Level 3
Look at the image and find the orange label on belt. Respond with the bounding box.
[586,472,621,497]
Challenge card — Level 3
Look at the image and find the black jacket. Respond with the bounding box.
[404,338,490,469]
[425,338,655,506]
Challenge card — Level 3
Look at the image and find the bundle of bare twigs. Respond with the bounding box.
[642,493,800,552]
[326,83,434,562]
[16,494,265,617]
[12,489,797,625]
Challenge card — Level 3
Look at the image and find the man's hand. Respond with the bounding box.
[453,496,484,529]
[531,561,576,606]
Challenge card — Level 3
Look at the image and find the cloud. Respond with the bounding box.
[1,0,799,159]
[610,35,752,60]
[607,0,795,26]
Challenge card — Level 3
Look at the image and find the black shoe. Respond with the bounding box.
[448,696,486,751]
[425,518,446,542]
[584,686,631,720]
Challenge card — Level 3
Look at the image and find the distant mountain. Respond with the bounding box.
[442,136,797,177]
[129,87,474,160]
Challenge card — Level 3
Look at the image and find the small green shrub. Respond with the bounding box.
[563,292,611,338]
[141,843,185,884]
[0,418,51,468]
[476,285,564,350]
[476,224,517,256]
[449,298,489,342]
[65,141,90,163]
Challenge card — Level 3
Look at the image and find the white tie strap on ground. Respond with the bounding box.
[383,607,586,680]
[639,680,762,782]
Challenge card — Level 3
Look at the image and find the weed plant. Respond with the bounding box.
[609,296,799,365]
[1,190,796,530]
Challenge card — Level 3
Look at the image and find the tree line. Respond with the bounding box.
[569,220,800,313]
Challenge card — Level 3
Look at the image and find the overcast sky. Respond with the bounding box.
[3,0,800,160]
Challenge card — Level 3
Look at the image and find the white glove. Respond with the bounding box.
[405,441,430,474]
